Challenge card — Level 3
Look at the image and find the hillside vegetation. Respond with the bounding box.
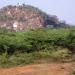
[0,28,75,67]
[0,28,75,53]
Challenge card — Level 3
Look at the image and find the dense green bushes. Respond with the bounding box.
[0,28,75,54]
[0,28,75,67]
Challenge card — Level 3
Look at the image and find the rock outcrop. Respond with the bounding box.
[0,4,59,31]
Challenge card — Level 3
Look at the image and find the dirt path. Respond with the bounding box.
[0,63,74,75]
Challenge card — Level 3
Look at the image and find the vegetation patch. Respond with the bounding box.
[0,28,75,67]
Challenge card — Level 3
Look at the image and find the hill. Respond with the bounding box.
[0,4,60,31]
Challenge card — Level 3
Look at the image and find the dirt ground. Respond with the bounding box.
[0,63,74,75]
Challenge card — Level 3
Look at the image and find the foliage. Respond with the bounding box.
[0,28,75,54]
[0,28,75,67]
[0,49,70,67]
[70,66,75,75]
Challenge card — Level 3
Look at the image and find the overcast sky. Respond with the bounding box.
[0,0,75,25]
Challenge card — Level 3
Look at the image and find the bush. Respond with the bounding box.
[51,49,71,59]
[0,28,75,54]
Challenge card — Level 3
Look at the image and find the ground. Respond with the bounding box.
[0,62,74,75]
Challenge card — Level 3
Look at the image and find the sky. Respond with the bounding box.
[0,0,75,25]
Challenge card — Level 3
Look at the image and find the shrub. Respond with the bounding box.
[0,28,75,54]
[51,49,71,59]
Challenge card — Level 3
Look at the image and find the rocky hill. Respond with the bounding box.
[0,4,60,31]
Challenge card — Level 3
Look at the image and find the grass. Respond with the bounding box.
[71,70,75,75]
[70,66,75,75]
[0,48,72,68]
[69,59,75,75]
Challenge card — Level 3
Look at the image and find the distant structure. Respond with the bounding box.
[13,21,18,31]
[17,3,21,6]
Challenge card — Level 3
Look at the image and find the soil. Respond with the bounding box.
[0,62,74,75]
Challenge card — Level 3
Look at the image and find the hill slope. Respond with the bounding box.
[0,4,59,31]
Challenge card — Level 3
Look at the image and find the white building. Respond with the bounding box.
[13,21,19,31]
